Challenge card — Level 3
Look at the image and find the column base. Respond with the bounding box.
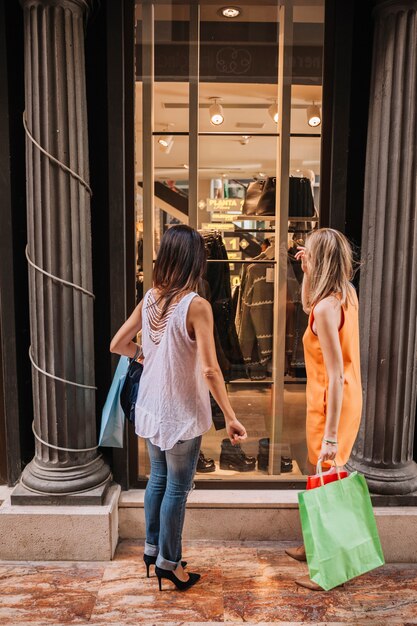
[14,455,112,504]
[346,458,417,495]
[10,481,110,506]
[0,483,120,561]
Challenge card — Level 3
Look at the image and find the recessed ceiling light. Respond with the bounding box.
[219,6,241,18]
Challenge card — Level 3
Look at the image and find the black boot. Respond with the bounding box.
[257,438,293,473]
[257,437,270,471]
[196,450,216,473]
[219,438,256,472]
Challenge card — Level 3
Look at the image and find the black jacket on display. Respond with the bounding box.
[202,232,246,381]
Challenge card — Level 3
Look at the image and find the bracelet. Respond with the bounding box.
[323,438,338,445]
[132,344,141,362]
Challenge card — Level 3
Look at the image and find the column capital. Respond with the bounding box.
[20,0,94,16]
[373,0,417,17]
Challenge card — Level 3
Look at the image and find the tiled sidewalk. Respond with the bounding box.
[0,540,416,625]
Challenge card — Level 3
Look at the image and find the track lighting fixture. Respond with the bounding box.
[209,98,224,126]
[307,103,321,127]
[158,129,174,153]
[158,135,172,148]
[268,102,278,123]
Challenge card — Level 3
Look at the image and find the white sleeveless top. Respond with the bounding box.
[135,289,212,451]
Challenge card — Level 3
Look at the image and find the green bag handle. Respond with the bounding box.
[316,459,344,487]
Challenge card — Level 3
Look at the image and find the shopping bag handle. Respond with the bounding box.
[316,458,343,486]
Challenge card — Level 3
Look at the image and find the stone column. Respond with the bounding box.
[347,0,417,495]
[14,0,111,503]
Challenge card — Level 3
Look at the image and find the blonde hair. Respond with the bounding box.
[305,228,355,309]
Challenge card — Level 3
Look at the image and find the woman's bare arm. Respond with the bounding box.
[110,300,143,358]
[314,296,344,462]
[189,297,247,443]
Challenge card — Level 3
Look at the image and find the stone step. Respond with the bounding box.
[119,489,417,563]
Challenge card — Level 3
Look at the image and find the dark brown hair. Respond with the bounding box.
[152,225,206,316]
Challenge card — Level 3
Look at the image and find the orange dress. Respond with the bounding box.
[302,289,362,467]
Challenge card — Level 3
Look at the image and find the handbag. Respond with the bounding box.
[298,470,385,590]
[256,177,276,216]
[120,358,143,424]
[307,459,348,490]
[288,176,315,217]
[241,180,265,215]
[98,356,129,448]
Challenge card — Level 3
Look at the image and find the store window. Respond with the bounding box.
[134,1,324,484]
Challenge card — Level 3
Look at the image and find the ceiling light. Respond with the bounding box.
[158,135,172,148]
[239,135,250,145]
[258,172,266,178]
[209,98,224,126]
[307,103,321,127]
[158,135,174,153]
[268,102,278,123]
[219,6,241,18]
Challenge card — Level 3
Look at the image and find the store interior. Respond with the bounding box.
[134,1,324,482]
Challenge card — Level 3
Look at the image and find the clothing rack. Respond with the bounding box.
[206,259,276,264]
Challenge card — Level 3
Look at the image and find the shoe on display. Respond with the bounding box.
[257,437,270,471]
[281,456,293,473]
[196,450,216,473]
[219,438,256,472]
[257,438,293,473]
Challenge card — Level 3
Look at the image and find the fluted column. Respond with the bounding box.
[15,0,111,502]
[347,0,417,495]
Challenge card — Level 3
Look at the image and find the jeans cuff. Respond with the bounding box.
[144,541,159,557]
[156,553,180,571]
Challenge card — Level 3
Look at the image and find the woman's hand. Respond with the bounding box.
[319,440,338,463]
[226,417,247,445]
[295,246,308,273]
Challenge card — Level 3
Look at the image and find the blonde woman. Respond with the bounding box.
[286,228,362,591]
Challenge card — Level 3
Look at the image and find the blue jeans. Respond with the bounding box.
[144,435,202,570]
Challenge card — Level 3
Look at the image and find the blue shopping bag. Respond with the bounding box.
[99,356,129,447]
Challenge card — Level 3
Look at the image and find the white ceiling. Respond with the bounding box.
[135,81,322,180]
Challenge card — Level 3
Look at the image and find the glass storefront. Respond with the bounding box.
[134,1,324,484]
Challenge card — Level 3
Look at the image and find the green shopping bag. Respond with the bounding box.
[298,471,384,590]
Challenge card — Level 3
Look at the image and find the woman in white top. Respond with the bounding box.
[110,225,247,591]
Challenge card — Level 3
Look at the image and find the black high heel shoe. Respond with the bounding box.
[155,565,200,591]
[143,554,187,578]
